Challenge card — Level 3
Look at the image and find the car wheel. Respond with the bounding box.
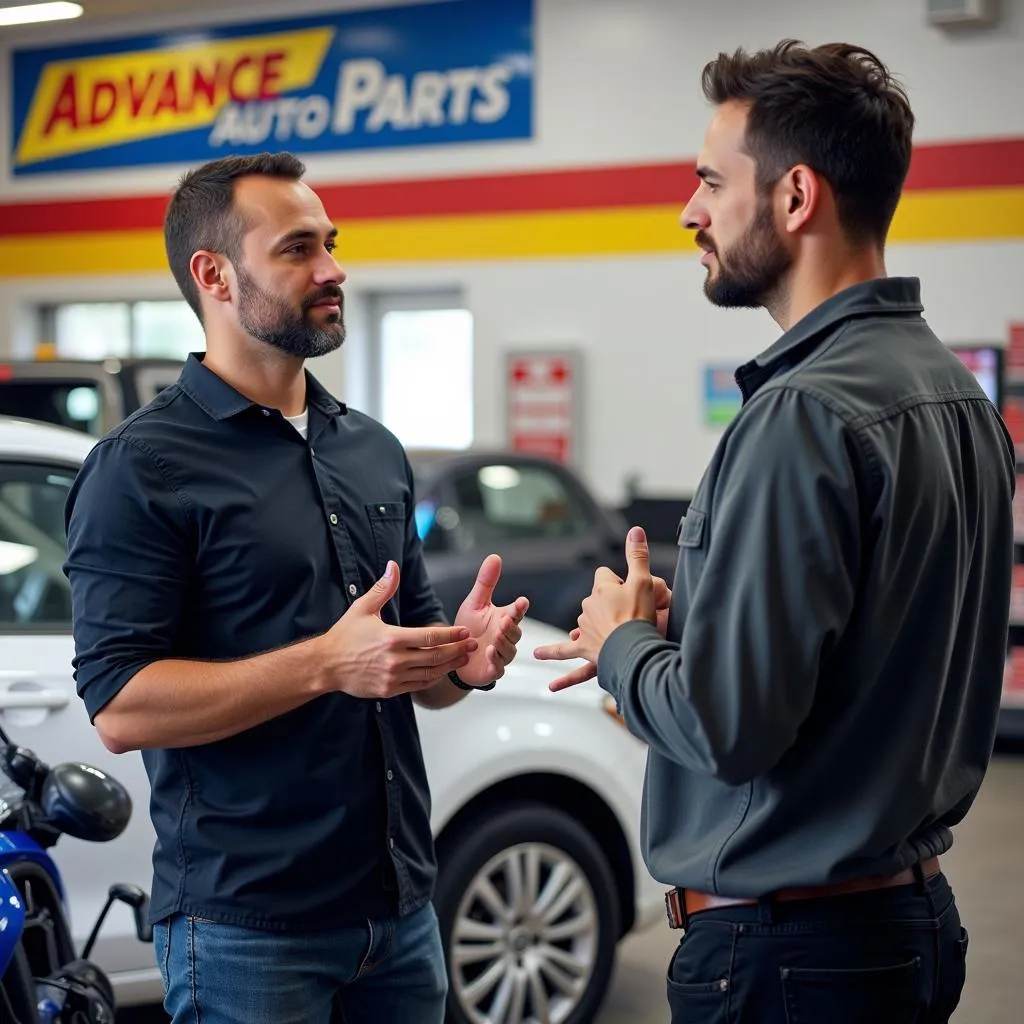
[435,802,620,1024]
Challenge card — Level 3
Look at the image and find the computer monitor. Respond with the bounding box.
[949,344,1004,410]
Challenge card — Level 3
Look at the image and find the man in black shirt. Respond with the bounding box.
[65,152,528,1024]
[536,42,1015,1024]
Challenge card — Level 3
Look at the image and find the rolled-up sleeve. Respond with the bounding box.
[64,436,193,721]
[598,387,866,784]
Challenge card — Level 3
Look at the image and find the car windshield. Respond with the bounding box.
[0,380,102,435]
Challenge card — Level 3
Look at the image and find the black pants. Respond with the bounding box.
[667,871,967,1023]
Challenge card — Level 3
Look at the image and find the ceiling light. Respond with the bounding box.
[0,2,83,27]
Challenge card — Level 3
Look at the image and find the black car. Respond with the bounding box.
[410,449,680,632]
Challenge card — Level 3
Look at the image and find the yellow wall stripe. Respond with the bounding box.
[1,186,1022,277]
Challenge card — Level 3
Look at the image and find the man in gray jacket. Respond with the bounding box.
[536,40,1015,1024]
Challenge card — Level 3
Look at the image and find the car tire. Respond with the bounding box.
[435,802,620,1024]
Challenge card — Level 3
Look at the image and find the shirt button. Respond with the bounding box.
[348,583,357,596]
[378,505,386,514]
[261,408,270,416]
[376,701,382,712]
[329,513,339,525]
[389,837,395,850]
[387,770,394,782]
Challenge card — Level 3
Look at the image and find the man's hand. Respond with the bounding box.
[454,554,530,686]
[535,527,668,691]
[319,561,478,698]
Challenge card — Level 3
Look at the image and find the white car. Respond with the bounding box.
[0,415,663,1024]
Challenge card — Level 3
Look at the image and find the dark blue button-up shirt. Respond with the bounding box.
[65,354,446,929]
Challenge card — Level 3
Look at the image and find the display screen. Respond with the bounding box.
[950,345,1003,408]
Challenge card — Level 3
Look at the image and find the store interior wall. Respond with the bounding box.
[0,0,1022,502]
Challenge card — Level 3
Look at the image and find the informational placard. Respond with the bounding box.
[506,351,579,464]
[1003,648,1024,708]
[702,364,742,427]
[1007,323,1024,384]
[10,0,534,175]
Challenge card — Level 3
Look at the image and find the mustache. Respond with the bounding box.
[302,286,344,310]
[695,231,716,253]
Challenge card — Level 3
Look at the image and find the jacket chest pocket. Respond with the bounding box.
[676,507,707,581]
[677,507,706,548]
[366,502,406,574]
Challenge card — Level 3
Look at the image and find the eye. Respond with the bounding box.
[285,244,306,255]
[325,241,337,254]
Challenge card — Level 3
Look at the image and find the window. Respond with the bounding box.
[0,463,76,630]
[444,463,591,548]
[49,301,204,360]
[371,293,473,450]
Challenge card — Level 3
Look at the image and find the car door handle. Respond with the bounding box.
[0,687,70,711]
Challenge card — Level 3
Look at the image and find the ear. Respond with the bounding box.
[189,250,233,307]
[777,164,821,235]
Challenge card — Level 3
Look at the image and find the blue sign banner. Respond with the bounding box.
[10,0,533,176]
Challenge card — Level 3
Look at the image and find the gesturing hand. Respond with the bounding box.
[321,561,478,698]
[534,527,667,692]
[454,554,530,686]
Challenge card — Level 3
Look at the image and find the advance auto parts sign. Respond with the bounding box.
[10,0,533,176]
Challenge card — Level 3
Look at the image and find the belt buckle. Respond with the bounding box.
[664,887,688,930]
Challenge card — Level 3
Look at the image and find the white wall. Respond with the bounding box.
[2,0,1024,500]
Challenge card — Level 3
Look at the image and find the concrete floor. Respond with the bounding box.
[121,749,1023,1024]
[596,749,1024,1024]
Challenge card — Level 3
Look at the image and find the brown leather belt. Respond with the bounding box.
[665,856,941,930]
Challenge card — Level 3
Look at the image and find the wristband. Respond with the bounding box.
[448,670,496,692]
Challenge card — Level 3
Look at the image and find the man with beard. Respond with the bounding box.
[63,152,528,1024]
[535,41,1015,1024]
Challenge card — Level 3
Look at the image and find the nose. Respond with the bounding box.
[681,189,708,232]
[316,249,347,286]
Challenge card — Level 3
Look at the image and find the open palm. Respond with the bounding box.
[453,554,529,685]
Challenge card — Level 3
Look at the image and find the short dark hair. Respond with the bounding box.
[701,41,914,247]
[164,152,307,321]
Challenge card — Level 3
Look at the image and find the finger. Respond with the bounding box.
[355,560,401,614]
[398,624,472,649]
[548,662,598,692]
[464,553,503,610]
[533,641,580,661]
[498,615,523,645]
[625,526,651,581]
[503,595,530,622]
[594,566,622,587]
[484,645,507,680]
[569,627,581,641]
[652,576,672,608]
[393,654,473,695]
[492,634,517,665]
[396,638,478,672]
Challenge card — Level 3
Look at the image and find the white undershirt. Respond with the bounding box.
[283,408,309,440]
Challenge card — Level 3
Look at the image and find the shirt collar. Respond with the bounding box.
[178,352,347,420]
[735,277,924,401]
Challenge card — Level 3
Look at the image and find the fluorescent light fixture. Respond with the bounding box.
[0,2,83,27]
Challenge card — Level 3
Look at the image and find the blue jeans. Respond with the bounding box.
[667,871,967,1023]
[153,901,447,1024]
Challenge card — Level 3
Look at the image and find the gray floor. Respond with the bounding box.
[596,750,1024,1024]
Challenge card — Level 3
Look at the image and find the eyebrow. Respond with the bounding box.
[275,227,338,249]
[695,165,722,184]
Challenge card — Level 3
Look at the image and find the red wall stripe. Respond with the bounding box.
[1,137,1022,239]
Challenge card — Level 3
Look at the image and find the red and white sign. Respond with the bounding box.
[1004,648,1024,708]
[1007,323,1024,383]
[506,351,579,463]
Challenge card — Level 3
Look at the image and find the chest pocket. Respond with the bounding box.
[677,508,706,548]
[366,502,406,574]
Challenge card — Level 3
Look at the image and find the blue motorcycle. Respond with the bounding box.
[0,721,152,1023]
